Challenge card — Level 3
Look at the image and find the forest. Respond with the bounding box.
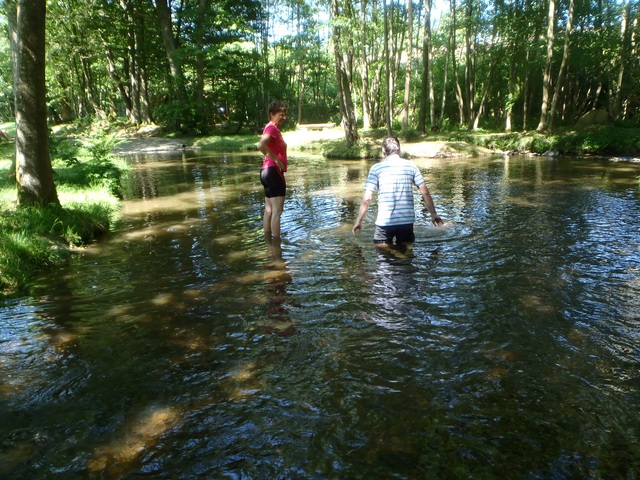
[1,0,638,143]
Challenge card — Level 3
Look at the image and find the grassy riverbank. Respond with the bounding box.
[1,120,638,297]
[0,127,124,297]
[184,124,640,159]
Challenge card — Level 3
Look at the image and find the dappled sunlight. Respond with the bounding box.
[87,406,180,475]
[4,152,640,477]
[220,362,265,400]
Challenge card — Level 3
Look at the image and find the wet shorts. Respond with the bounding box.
[260,167,286,198]
[374,224,415,244]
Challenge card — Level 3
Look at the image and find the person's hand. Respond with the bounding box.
[431,215,444,227]
[352,222,362,236]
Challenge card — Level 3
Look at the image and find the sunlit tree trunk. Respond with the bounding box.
[9,0,59,206]
[401,0,413,133]
[548,0,574,130]
[613,0,632,120]
[464,0,476,128]
[331,0,359,145]
[419,0,432,134]
[450,0,466,126]
[155,0,186,102]
[537,0,555,132]
[383,0,392,136]
[359,0,372,130]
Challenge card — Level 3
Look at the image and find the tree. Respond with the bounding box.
[8,0,59,206]
[331,0,358,145]
[537,0,555,132]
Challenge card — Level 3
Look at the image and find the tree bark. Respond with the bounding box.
[359,0,372,130]
[154,0,186,102]
[548,0,574,130]
[537,0,555,132]
[401,0,413,132]
[10,0,59,206]
[331,0,359,145]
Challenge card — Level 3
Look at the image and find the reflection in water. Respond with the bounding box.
[1,152,640,478]
[263,235,296,336]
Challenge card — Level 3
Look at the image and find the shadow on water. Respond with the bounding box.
[1,151,640,478]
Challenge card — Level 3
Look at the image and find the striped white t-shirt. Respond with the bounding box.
[364,154,425,227]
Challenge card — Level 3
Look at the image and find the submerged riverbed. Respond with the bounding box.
[1,150,640,478]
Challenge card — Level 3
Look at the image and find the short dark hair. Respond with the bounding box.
[268,100,288,116]
[382,136,401,156]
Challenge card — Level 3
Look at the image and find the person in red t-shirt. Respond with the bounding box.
[257,101,288,238]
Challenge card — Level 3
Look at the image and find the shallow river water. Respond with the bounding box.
[1,149,640,479]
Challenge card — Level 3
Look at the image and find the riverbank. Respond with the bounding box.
[111,123,640,160]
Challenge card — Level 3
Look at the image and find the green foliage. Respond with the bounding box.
[52,132,126,198]
[0,202,114,296]
[0,129,124,296]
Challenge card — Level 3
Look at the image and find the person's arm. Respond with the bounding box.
[418,183,444,226]
[352,190,373,235]
[257,134,286,172]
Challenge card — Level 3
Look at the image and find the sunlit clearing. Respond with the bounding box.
[88,406,180,474]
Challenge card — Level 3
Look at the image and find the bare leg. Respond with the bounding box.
[269,196,285,237]
[263,197,274,235]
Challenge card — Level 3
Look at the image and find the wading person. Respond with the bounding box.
[352,136,444,245]
[258,100,288,238]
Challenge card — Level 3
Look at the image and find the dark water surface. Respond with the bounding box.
[2,151,640,478]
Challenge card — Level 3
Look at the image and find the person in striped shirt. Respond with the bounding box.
[352,136,443,245]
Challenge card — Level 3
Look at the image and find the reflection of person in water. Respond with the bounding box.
[263,235,296,336]
[353,136,443,247]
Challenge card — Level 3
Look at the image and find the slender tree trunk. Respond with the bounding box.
[383,0,392,136]
[613,0,631,120]
[464,0,475,128]
[401,0,413,132]
[537,0,555,132]
[419,0,432,134]
[331,0,359,145]
[154,0,186,102]
[548,0,574,130]
[359,0,371,130]
[10,0,59,206]
[522,20,542,130]
[450,0,465,126]
[438,25,450,130]
[296,0,305,124]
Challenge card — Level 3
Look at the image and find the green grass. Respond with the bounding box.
[0,127,124,297]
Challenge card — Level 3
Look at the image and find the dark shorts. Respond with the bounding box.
[374,224,415,244]
[260,167,286,198]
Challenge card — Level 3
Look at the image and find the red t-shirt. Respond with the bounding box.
[261,123,287,171]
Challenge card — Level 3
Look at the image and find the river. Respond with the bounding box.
[1,149,640,478]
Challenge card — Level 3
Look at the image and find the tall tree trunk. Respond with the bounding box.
[537,0,555,132]
[401,0,413,132]
[464,0,475,128]
[296,0,305,124]
[613,0,632,120]
[383,0,392,136]
[10,0,59,206]
[523,20,543,130]
[438,23,450,130]
[359,0,372,130]
[450,0,465,126]
[548,0,574,130]
[154,0,186,102]
[419,0,432,134]
[331,0,359,145]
